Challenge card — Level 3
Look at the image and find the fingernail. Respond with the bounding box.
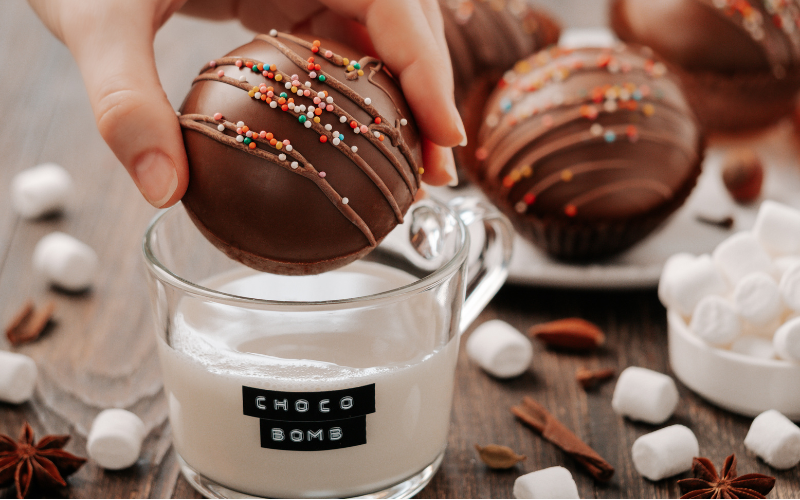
[134,151,178,208]
[449,100,468,147]
[444,148,459,187]
[457,118,468,147]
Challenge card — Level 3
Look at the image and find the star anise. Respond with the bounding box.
[0,422,86,499]
[678,454,775,499]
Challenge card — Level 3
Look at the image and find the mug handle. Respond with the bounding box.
[448,196,515,334]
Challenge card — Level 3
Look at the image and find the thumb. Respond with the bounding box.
[67,2,188,208]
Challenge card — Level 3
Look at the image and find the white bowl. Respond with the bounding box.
[668,310,800,419]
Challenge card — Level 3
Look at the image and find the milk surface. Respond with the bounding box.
[158,261,459,498]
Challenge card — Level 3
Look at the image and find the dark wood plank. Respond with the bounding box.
[0,1,798,498]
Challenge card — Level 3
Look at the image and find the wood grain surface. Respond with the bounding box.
[1,1,798,498]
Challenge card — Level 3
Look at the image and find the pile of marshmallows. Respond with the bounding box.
[1,163,143,470]
[466,319,800,499]
[660,200,800,362]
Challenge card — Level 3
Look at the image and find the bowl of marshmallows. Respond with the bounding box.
[660,200,800,419]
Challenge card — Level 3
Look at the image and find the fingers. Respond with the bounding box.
[322,0,465,149]
[421,139,458,187]
[65,1,188,207]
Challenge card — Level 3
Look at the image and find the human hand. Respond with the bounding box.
[28,0,465,208]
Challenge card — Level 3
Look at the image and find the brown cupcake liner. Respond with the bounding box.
[498,147,705,262]
[610,0,800,133]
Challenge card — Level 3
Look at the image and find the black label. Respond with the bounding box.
[242,384,375,422]
[242,384,376,451]
[259,416,367,451]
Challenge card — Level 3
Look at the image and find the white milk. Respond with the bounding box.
[157,262,459,498]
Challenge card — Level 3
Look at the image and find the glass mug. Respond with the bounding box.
[143,196,513,499]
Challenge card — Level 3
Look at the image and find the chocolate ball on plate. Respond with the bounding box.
[178,32,422,275]
[468,44,704,260]
[611,0,800,132]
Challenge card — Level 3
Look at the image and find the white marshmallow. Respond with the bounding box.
[744,409,800,470]
[33,232,98,291]
[87,409,146,470]
[667,254,729,317]
[730,336,776,360]
[775,256,800,278]
[690,296,741,346]
[513,466,579,499]
[0,351,37,404]
[10,163,73,219]
[658,252,694,309]
[632,425,699,481]
[780,263,800,312]
[753,200,800,256]
[466,320,533,378]
[712,232,774,285]
[733,272,784,326]
[774,316,800,363]
[611,367,679,424]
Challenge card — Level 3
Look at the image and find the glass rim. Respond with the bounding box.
[142,201,470,308]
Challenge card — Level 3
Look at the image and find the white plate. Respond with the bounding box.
[432,122,800,289]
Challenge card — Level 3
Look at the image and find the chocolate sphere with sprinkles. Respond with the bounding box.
[178,32,422,275]
[469,44,704,260]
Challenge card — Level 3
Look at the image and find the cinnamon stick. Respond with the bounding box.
[5,300,55,345]
[511,396,615,482]
[576,367,615,390]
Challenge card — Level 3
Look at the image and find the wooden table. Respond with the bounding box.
[1,1,798,498]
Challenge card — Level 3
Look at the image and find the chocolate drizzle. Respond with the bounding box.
[179,113,376,245]
[195,55,418,197]
[191,69,405,223]
[254,33,421,186]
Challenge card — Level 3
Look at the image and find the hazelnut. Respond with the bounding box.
[721,149,764,204]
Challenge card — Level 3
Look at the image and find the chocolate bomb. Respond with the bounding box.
[179,33,422,275]
[611,0,800,132]
[468,45,704,260]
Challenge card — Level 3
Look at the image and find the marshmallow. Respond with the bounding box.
[753,200,800,256]
[611,367,679,424]
[10,163,73,219]
[733,272,784,326]
[780,263,800,312]
[690,296,741,346]
[658,252,694,309]
[713,232,774,285]
[466,320,533,378]
[87,409,146,470]
[667,254,729,317]
[775,256,800,278]
[730,336,776,360]
[744,409,800,469]
[0,351,37,404]
[33,232,98,291]
[774,316,800,363]
[513,466,579,499]
[632,425,699,481]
